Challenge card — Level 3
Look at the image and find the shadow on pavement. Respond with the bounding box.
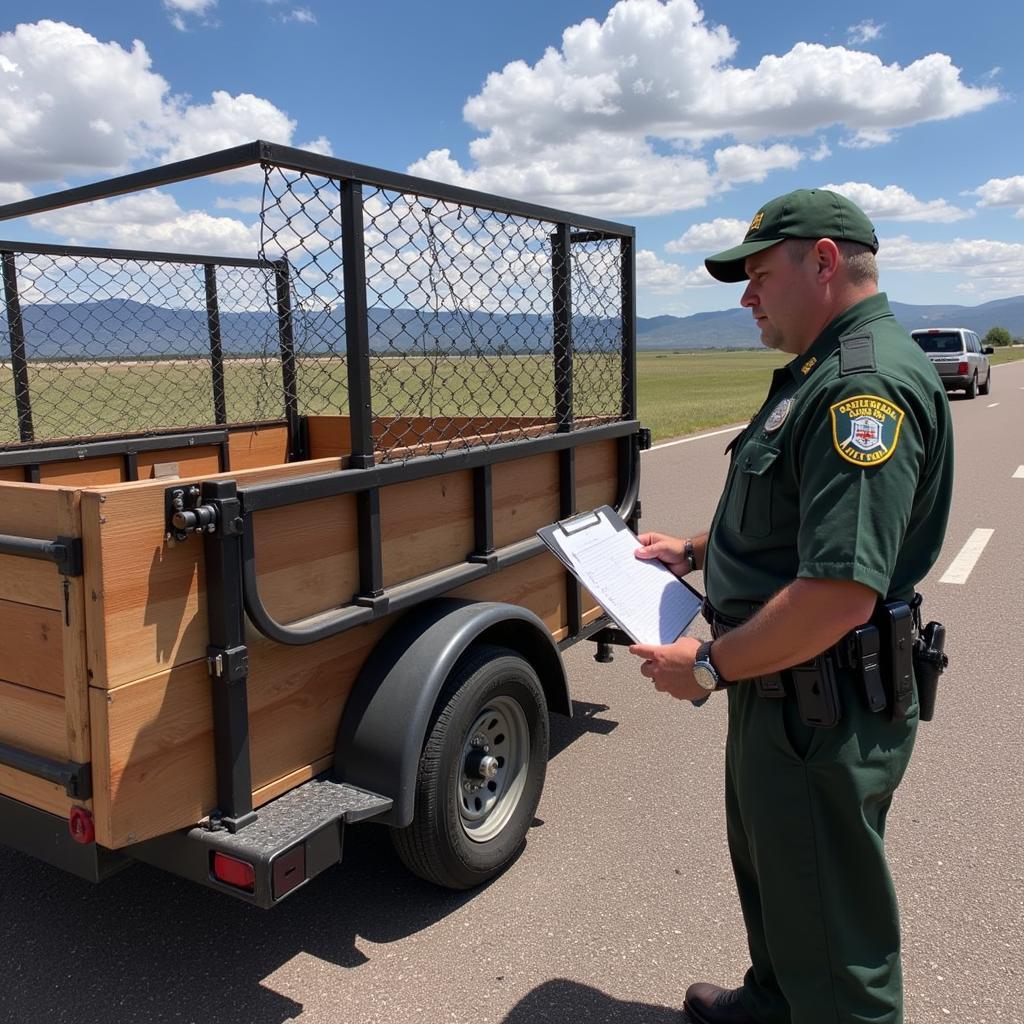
[502,978,686,1023]
[0,699,620,1024]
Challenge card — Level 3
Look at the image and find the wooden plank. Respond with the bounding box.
[87,685,114,846]
[306,416,350,460]
[38,455,124,486]
[93,617,389,847]
[576,439,619,511]
[0,764,74,819]
[0,466,25,482]
[452,554,567,635]
[0,600,64,696]
[251,495,360,623]
[493,453,560,549]
[253,754,333,809]
[228,424,290,471]
[0,680,67,759]
[0,480,61,538]
[57,489,90,764]
[0,553,61,609]
[380,471,474,588]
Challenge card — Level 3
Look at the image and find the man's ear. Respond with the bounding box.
[814,238,841,282]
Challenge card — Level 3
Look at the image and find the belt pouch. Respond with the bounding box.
[875,601,915,721]
[790,656,841,728]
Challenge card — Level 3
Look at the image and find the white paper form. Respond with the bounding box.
[538,506,702,646]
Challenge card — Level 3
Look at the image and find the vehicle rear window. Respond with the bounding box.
[912,331,965,353]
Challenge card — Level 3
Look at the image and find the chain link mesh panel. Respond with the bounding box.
[1,156,630,459]
[259,167,627,461]
[0,249,285,446]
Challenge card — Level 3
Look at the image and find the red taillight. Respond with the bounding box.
[958,361,968,375]
[68,807,95,845]
[211,852,256,892]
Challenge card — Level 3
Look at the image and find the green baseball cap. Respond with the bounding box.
[704,188,879,283]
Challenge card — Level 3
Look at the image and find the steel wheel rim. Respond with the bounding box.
[459,695,529,843]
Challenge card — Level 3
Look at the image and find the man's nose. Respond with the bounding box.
[740,280,757,308]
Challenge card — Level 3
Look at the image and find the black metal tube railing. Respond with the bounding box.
[236,420,640,646]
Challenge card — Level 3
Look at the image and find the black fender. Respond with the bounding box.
[333,599,570,828]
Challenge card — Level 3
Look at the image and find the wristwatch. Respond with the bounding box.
[682,539,697,574]
[693,640,721,692]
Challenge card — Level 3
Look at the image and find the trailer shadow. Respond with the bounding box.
[0,700,618,1024]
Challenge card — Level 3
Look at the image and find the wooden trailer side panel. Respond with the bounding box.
[0,483,91,816]
[83,435,620,848]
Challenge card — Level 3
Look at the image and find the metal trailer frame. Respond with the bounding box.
[0,141,644,904]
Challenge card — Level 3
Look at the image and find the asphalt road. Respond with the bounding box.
[2,363,1021,1024]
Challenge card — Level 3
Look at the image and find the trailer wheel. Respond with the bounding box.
[391,643,549,890]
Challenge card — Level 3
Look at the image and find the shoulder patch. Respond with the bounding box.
[830,394,906,467]
[839,330,876,376]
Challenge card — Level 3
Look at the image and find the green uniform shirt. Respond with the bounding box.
[704,293,954,620]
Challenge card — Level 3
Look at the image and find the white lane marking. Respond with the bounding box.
[987,402,999,407]
[1014,466,1024,479]
[939,529,994,585]
[648,425,745,452]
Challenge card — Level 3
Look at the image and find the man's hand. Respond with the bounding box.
[628,636,708,702]
[635,531,690,576]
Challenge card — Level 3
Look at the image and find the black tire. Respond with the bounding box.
[979,368,991,396]
[965,372,977,399]
[391,643,549,890]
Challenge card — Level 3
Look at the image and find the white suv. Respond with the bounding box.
[911,327,993,399]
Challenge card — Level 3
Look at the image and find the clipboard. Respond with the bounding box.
[538,505,703,647]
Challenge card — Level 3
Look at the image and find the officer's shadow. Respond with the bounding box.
[502,978,687,1023]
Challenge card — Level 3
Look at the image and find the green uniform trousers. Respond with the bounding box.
[725,673,918,1024]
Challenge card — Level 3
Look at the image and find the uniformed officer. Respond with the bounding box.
[628,189,954,1024]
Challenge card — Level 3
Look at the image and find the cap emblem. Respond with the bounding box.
[746,211,764,235]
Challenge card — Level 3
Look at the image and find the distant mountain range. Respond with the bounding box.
[637,295,1024,349]
[5,294,1023,359]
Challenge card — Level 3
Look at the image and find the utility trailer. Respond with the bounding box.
[0,141,644,907]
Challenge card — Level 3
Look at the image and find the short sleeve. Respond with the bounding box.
[794,377,926,595]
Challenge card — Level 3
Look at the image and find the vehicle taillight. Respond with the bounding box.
[211,852,256,892]
[958,361,968,375]
[68,807,95,845]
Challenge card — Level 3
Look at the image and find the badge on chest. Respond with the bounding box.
[764,398,794,433]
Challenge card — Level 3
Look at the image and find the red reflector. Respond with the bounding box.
[958,361,968,375]
[211,852,256,892]
[68,807,95,845]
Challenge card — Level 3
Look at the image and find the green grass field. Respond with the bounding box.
[4,345,1023,447]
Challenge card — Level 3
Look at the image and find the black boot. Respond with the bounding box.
[684,983,759,1024]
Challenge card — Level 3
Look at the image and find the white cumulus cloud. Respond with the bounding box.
[34,190,260,257]
[847,20,883,45]
[820,182,972,222]
[879,234,1024,295]
[0,21,307,186]
[637,249,714,292]
[969,175,1024,210]
[665,217,747,254]
[713,144,803,185]
[409,0,997,218]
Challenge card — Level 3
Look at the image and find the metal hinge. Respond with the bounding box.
[638,427,652,451]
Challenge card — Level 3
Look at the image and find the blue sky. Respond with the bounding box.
[1,0,1022,316]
